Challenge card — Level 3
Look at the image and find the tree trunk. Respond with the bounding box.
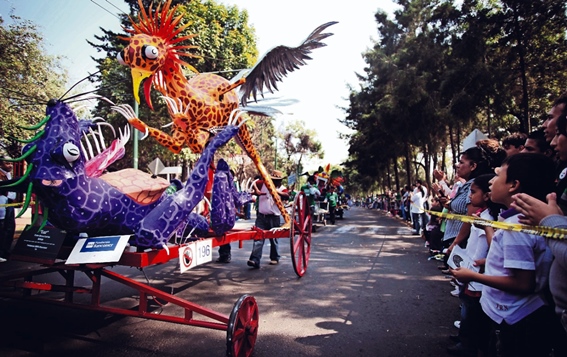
[513,6,530,133]
[393,158,400,193]
[423,144,431,184]
[441,143,447,173]
[405,142,412,186]
[449,124,457,181]
[386,162,392,192]
[486,95,491,137]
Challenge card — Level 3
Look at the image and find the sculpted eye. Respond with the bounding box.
[116,50,127,66]
[142,45,159,60]
[63,142,80,163]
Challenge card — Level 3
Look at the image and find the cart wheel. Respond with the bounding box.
[290,191,312,277]
[227,294,259,357]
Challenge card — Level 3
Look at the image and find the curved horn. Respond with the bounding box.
[1,163,33,188]
[161,243,170,256]
[8,130,45,144]
[15,182,34,219]
[2,145,37,162]
[37,206,49,231]
[17,115,50,130]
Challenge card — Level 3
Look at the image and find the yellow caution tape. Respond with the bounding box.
[427,210,567,240]
[0,201,36,208]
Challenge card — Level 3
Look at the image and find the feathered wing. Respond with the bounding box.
[238,21,338,106]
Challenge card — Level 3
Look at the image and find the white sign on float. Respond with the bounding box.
[179,239,213,273]
[66,235,131,264]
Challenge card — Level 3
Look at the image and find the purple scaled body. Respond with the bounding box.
[132,121,240,247]
[210,159,253,236]
[8,100,239,249]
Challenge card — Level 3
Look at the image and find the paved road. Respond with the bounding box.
[0,207,460,356]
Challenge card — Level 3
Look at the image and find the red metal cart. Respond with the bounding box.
[0,191,312,357]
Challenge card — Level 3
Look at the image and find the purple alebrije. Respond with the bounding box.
[185,212,210,236]
[132,125,240,247]
[210,158,235,236]
[8,100,240,249]
[23,101,158,236]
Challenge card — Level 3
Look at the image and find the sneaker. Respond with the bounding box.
[247,260,260,269]
[0,257,6,263]
[269,260,279,265]
[441,269,452,274]
[454,320,461,329]
[450,287,460,297]
[215,256,231,263]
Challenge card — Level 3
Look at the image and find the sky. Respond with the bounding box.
[0,0,400,169]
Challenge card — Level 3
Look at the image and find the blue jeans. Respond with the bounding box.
[411,212,427,233]
[218,244,231,259]
[411,212,421,233]
[249,213,281,264]
[243,202,251,219]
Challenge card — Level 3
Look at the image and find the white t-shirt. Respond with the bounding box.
[466,208,491,262]
[258,182,287,216]
[480,211,553,325]
[410,188,425,214]
[0,168,16,200]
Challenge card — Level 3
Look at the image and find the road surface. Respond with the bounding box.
[0,207,460,356]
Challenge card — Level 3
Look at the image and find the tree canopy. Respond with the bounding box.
[0,14,68,157]
[279,119,324,177]
[343,0,567,196]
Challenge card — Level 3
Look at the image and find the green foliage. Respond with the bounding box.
[89,0,258,172]
[0,14,68,157]
[279,119,324,178]
[343,0,567,193]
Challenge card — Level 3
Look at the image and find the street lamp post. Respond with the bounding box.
[274,134,277,170]
[133,100,139,169]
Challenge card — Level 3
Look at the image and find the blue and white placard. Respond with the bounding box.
[65,235,131,264]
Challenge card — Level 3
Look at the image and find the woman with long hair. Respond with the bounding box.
[437,140,506,269]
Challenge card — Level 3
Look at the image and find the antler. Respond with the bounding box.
[237,21,338,106]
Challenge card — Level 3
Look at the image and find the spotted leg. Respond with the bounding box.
[233,112,291,229]
[132,119,244,249]
[111,104,187,154]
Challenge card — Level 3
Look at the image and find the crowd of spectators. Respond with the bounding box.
[408,93,567,357]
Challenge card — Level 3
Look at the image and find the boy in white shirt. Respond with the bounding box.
[452,153,555,357]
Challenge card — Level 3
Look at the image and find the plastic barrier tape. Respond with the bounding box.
[427,210,567,240]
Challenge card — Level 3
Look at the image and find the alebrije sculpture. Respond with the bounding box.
[116,0,337,229]
[210,159,252,236]
[0,99,245,249]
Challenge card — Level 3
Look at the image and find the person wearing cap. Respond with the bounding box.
[0,157,16,262]
[247,169,289,269]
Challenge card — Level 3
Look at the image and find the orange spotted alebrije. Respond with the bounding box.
[117,0,337,227]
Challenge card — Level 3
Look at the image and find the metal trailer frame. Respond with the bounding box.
[0,191,313,357]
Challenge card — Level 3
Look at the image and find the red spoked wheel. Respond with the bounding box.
[226,294,259,357]
[289,190,312,277]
